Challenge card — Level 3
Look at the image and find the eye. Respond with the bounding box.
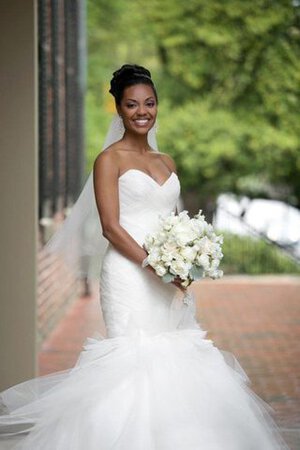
[126,103,136,108]
[146,101,155,107]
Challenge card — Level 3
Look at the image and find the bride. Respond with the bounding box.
[0,64,290,449]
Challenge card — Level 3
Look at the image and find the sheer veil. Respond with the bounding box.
[44,114,160,280]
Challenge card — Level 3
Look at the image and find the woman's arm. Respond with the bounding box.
[93,151,152,268]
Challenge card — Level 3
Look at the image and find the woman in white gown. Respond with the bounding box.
[0,64,290,449]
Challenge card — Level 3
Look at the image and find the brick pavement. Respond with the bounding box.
[38,275,300,449]
[38,284,105,375]
[191,276,300,449]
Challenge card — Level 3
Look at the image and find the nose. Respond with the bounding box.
[136,104,147,116]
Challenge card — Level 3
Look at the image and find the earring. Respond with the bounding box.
[153,120,159,133]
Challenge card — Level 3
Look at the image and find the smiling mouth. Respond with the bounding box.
[133,119,151,126]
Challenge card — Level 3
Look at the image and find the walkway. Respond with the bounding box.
[38,275,300,449]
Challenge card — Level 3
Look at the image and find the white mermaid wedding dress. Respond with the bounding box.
[0,168,289,449]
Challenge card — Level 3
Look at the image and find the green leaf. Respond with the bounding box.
[189,265,204,280]
[162,273,176,283]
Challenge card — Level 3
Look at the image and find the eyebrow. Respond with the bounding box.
[125,97,155,102]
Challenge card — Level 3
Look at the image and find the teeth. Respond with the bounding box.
[135,119,149,125]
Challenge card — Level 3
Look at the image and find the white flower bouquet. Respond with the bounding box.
[142,210,223,288]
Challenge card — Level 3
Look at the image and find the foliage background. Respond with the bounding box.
[86,0,300,273]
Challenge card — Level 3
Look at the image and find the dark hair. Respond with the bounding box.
[109,64,158,105]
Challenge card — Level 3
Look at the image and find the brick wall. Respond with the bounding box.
[37,0,85,345]
[37,214,80,347]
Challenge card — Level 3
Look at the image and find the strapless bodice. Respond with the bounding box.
[117,169,180,245]
[99,169,184,338]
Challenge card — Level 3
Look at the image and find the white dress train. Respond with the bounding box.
[0,169,290,449]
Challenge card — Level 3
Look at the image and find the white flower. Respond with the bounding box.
[169,258,190,279]
[171,222,198,246]
[143,208,223,284]
[197,253,210,271]
[214,234,224,245]
[210,259,220,270]
[144,234,155,250]
[178,210,190,222]
[190,218,205,235]
[147,248,161,266]
[155,264,168,277]
[208,269,223,279]
[180,245,198,262]
[159,230,168,240]
[162,212,180,231]
[212,248,223,260]
[197,236,214,254]
[161,241,178,263]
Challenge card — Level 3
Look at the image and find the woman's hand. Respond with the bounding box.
[171,276,187,293]
[142,244,187,293]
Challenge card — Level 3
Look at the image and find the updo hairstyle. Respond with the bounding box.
[109,64,158,106]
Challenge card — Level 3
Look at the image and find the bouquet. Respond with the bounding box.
[142,210,223,288]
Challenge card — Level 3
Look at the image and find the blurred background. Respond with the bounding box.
[85,0,300,275]
[0,0,299,447]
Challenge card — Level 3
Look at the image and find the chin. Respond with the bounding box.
[129,125,152,136]
[134,127,150,135]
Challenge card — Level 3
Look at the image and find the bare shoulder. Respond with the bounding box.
[93,144,121,174]
[159,152,177,173]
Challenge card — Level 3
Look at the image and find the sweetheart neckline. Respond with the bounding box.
[118,169,178,187]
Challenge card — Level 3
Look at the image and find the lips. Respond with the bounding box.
[133,119,150,127]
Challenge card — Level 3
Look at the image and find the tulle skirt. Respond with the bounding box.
[0,324,290,449]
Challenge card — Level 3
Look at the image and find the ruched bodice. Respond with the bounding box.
[99,169,187,338]
[118,169,180,245]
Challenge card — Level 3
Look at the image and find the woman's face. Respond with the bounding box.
[117,83,157,135]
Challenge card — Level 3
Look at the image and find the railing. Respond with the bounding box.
[215,204,300,275]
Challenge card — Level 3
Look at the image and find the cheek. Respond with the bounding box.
[151,107,158,117]
[122,110,136,120]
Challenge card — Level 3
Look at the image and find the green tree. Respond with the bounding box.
[143,0,300,208]
[87,0,300,211]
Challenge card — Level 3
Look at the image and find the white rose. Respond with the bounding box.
[212,249,223,260]
[172,223,198,246]
[197,253,210,271]
[161,241,178,264]
[190,218,205,235]
[157,230,168,244]
[155,264,168,277]
[162,213,180,231]
[210,258,220,269]
[208,269,223,279]
[144,234,156,250]
[180,245,198,262]
[178,210,190,223]
[162,241,178,253]
[210,232,223,244]
[204,223,214,237]
[169,258,190,279]
[147,248,161,266]
[198,236,214,254]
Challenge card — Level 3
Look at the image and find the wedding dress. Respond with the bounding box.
[0,168,290,449]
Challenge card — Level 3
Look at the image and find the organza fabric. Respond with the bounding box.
[0,168,290,449]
